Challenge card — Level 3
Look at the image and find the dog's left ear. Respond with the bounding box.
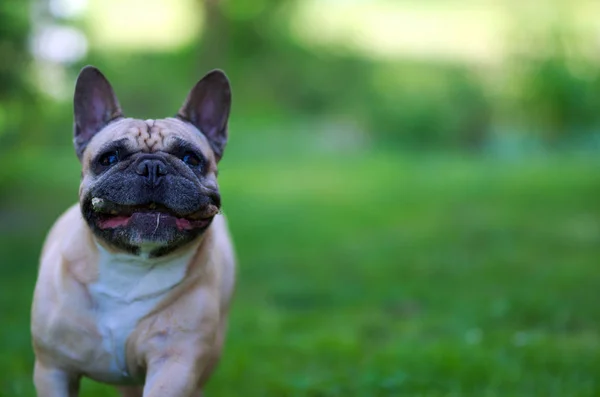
[178,70,231,161]
[73,66,123,160]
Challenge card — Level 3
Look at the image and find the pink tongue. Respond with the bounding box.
[99,216,131,229]
[176,218,193,230]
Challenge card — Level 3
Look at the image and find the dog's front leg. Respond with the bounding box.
[34,361,80,397]
[142,355,207,397]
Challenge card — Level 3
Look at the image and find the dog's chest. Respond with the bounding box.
[87,247,193,381]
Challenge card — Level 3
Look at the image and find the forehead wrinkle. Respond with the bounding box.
[83,117,217,161]
[154,118,215,158]
[132,119,162,152]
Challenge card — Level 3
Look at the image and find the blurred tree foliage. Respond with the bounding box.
[3,0,600,153]
[0,0,33,145]
[508,28,600,146]
[365,62,491,150]
[194,0,492,149]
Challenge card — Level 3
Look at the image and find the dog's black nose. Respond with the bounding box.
[135,158,167,187]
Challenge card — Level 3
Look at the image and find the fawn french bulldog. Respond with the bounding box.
[31,66,236,396]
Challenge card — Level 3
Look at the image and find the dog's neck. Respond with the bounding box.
[91,239,200,302]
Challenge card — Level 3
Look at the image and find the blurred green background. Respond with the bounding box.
[1,0,600,396]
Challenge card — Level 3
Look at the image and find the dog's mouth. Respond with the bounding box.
[90,197,218,231]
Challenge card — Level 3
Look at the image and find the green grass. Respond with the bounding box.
[1,151,599,396]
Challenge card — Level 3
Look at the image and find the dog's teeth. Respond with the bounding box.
[110,210,118,215]
[149,203,156,210]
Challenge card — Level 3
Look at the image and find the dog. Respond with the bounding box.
[31,66,236,397]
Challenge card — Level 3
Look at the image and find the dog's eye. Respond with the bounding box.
[98,151,119,167]
[181,152,201,167]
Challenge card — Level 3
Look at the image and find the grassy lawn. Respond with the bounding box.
[1,151,599,396]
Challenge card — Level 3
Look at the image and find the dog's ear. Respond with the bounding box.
[178,70,231,161]
[73,66,123,160]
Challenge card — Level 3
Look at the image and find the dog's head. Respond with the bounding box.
[74,66,231,257]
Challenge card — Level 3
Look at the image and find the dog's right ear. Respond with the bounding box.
[73,66,123,160]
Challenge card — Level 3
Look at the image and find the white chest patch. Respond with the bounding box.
[88,244,194,378]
